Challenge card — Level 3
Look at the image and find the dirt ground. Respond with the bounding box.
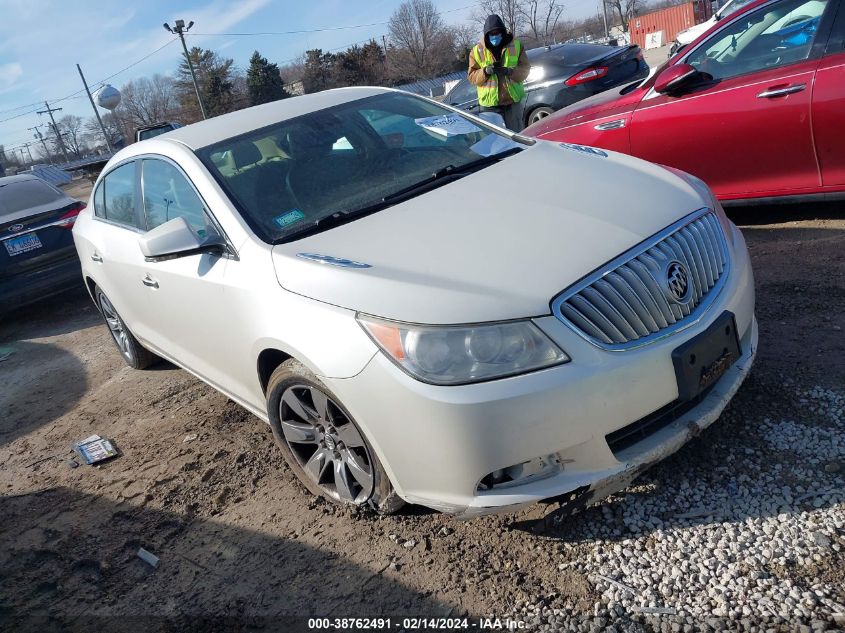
[0,191,843,631]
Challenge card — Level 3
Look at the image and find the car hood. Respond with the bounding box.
[676,18,714,43]
[271,141,707,324]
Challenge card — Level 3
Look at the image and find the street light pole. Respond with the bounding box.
[164,19,207,120]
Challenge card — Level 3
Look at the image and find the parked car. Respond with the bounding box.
[669,0,759,56]
[523,0,844,205]
[135,121,182,143]
[1,175,86,313]
[73,87,756,518]
[443,43,649,129]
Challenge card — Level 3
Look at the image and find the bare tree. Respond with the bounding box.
[474,0,524,36]
[387,0,454,80]
[604,0,640,32]
[117,74,180,128]
[84,112,129,150]
[451,23,478,60]
[57,115,85,157]
[519,0,565,45]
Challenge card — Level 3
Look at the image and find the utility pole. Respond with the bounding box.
[37,101,70,164]
[602,0,610,40]
[76,64,113,152]
[28,125,53,164]
[20,142,35,163]
[164,19,207,120]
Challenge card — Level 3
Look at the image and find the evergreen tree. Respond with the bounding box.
[246,51,290,106]
[175,47,239,119]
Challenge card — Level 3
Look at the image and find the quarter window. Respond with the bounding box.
[101,162,138,227]
[92,181,105,218]
[686,0,829,80]
[141,159,211,236]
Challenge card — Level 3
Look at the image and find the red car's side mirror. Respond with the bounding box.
[654,63,700,94]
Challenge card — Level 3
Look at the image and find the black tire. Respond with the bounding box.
[266,359,404,514]
[94,286,159,370]
[526,106,555,127]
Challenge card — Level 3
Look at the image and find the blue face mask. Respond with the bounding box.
[489,33,503,46]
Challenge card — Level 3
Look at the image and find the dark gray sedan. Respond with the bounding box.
[0,175,85,313]
[445,42,649,130]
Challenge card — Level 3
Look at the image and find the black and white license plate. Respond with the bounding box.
[672,311,741,402]
[4,232,42,256]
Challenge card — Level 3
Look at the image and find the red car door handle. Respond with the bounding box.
[756,83,806,98]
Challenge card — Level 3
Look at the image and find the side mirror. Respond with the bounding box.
[654,63,700,94]
[138,216,226,262]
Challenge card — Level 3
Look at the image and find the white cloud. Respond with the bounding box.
[0,62,23,87]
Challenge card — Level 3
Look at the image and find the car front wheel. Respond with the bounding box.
[266,359,403,514]
[95,287,159,370]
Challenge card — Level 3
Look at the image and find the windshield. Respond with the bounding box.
[196,92,523,243]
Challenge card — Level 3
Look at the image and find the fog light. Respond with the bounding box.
[477,454,560,491]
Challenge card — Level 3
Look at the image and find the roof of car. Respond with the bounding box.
[0,174,40,186]
[157,86,390,150]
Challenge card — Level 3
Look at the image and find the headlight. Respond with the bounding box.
[357,316,569,385]
[663,165,735,245]
[524,66,545,84]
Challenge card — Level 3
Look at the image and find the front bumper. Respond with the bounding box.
[326,224,756,517]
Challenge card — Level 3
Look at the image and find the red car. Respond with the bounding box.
[523,0,845,204]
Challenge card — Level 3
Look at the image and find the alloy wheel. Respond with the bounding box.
[279,384,375,504]
[530,109,552,125]
[98,293,132,361]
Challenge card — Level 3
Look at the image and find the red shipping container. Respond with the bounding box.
[629,0,713,49]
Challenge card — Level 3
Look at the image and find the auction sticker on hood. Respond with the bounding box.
[415,114,481,137]
[273,209,306,228]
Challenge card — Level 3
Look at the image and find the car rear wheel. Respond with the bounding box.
[266,359,403,514]
[527,106,555,126]
[95,287,158,370]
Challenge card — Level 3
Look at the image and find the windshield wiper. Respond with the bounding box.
[276,146,523,243]
[382,146,523,203]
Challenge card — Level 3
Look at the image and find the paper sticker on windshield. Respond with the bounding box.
[415,114,481,137]
[559,142,608,158]
[274,210,306,228]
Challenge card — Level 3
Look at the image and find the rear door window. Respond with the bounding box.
[100,162,139,228]
[0,179,65,219]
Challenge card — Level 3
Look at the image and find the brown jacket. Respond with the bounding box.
[467,40,531,106]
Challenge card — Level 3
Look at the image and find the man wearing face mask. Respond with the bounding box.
[467,14,531,131]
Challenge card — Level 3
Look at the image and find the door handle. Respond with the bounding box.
[142,275,159,289]
[90,253,103,263]
[756,84,806,98]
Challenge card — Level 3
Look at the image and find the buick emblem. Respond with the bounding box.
[666,261,691,303]
[9,223,24,233]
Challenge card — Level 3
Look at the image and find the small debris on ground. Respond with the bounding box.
[73,435,119,465]
[137,548,159,568]
[182,433,199,443]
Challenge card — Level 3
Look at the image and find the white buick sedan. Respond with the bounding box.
[73,87,756,517]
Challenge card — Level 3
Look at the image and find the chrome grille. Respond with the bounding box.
[551,209,730,350]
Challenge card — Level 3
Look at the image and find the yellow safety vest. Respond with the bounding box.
[472,40,525,107]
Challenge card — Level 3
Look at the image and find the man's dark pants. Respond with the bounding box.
[480,104,522,132]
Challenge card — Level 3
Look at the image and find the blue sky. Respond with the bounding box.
[0,0,598,154]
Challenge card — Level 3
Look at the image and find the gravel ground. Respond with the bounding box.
[0,203,843,632]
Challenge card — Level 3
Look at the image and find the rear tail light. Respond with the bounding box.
[56,202,86,229]
[565,66,609,86]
